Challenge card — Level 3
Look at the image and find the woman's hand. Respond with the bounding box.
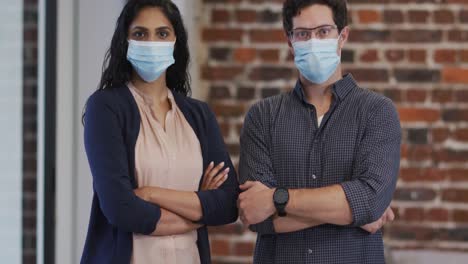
[200,161,230,191]
[134,186,153,202]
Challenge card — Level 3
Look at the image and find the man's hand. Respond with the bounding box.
[238,181,275,226]
[360,207,395,234]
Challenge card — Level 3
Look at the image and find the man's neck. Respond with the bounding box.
[300,67,343,105]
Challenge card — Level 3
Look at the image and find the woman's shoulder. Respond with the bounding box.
[86,85,133,112]
[173,92,212,116]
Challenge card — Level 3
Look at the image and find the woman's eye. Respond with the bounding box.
[133,31,145,39]
[158,31,169,39]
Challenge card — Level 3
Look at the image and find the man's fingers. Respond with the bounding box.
[387,208,395,222]
[240,181,256,190]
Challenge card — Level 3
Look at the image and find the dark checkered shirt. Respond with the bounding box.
[239,74,401,264]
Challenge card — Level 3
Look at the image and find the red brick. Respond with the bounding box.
[443,67,468,84]
[394,188,436,202]
[360,49,379,62]
[434,10,455,24]
[211,103,246,117]
[460,50,468,62]
[385,50,404,62]
[407,145,433,161]
[408,10,430,23]
[258,49,280,62]
[403,208,424,222]
[408,49,427,63]
[406,89,427,103]
[234,241,255,256]
[250,29,286,43]
[358,10,381,24]
[212,9,230,23]
[455,90,468,102]
[436,149,468,163]
[398,107,440,123]
[202,28,243,42]
[442,169,468,182]
[211,239,231,256]
[434,50,457,64]
[426,208,449,222]
[235,9,256,23]
[454,210,468,223]
[202,66,243,81]
[442,108,468,122]
[432,127,450,143]
[454,128,468,142]
[233,48,256,63]
[347,68,388,82]
[249,66,293,81]
[432,89,453,103]
[391,30,442,43]
[442,189,468,203]
[400,168,444,182]
[448,30,468,42]
[383,10,404,24]
[387,225,436,241]
[208,223,244,235]
[401,144,408,160]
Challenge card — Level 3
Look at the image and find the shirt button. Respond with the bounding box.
[312,174,317,180]
[308,249,313,254]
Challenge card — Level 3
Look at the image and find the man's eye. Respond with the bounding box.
[298,31,310,38]
[319,28,330,36]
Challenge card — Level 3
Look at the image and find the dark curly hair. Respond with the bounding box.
[98,0,191,95]
[282,0,348,35]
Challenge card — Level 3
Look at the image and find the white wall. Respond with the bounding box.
[55,1,200,263]
[0,1,23,263]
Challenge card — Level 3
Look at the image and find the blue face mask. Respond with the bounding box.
[292,37,341,84]
[127,40,176,83]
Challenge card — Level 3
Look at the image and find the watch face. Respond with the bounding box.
[274,188,289,204]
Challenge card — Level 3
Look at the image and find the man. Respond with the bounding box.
[238,0,401,263]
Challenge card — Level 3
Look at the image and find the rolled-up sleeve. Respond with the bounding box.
[340,98,401,227]
[84,93,161,235]
[195,103,239,226]
[239,103,278,235]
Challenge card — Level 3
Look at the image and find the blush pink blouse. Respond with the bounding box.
[128,83,203,264]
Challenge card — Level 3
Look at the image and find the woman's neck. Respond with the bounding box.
[131,72,169,104]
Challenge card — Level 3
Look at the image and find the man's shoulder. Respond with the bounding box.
[349,85,397,115]
[247,93,290,118]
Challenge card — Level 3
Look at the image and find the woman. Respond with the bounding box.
[81,1,239,263]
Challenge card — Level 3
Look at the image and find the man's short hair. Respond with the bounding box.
[282,0,348,35]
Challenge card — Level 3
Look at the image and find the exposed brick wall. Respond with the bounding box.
[23,0,38,263]
[200,0,468,262]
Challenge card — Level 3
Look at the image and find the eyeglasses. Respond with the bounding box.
[288,25,339,43]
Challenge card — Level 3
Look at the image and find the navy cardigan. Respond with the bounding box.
[81,85,239,264]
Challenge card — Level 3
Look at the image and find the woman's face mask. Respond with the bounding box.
[126,40,175,83]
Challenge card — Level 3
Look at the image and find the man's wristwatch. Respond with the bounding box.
[273,188,289,217]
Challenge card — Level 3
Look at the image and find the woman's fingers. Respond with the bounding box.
[208,162,225,179]
[212,168,230,188]
[202,162,229,190]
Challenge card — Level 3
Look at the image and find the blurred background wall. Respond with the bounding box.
[4,0,468,263]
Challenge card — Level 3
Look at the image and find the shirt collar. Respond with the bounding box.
[293,73,357,105]
[127,81,175,109]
